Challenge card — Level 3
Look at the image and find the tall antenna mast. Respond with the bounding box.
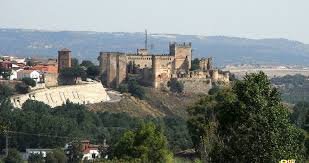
[145,29,148,50]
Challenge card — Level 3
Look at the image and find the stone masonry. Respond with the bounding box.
[98,42,229,93]
[11,82,110,108]
[58,48,72,73]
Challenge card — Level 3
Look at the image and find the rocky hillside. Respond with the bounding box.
[87,87,201,118]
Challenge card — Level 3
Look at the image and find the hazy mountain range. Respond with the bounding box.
[1,28,309,66]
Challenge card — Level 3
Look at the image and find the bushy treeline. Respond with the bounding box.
[271,74,309,103]
[188,72,307,162]
[1,71,307,162]
[0,99,192,153]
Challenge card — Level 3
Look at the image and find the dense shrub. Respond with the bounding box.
[0,84,13,98]
[15,83,29,94]
[80,60,94,68]
[168,79,184,93]
[4,148,23,163]
[117,84,128,93]
[22,77,36,87]
[0,99,192,155]
[112,123,173,163]
[86,65,100,79]
[128,79,145,99]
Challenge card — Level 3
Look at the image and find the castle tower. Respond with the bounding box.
[100,52,127,88]
[169,42,192,74]
[207,58,213,70]
[152,55,160,88]
[211,69,219,82]
[199,58,208,71]
[116,54,127,88]
[58,48,72,73]
[98,52,108,75]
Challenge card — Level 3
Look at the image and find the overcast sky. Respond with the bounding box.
[1,0,308,43]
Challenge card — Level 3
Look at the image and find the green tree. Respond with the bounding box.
[0,68,12,80]
[15,83,30,94]
[191,58,200,71]
[22,77,36,87]
[167,79,184,93]
[22,100,51,114]
[80,60,94,68]
[60,67,85,84]
[208,85,220,95]
[188,72,306,162]
[28,153,44,163]
[45,153,57,163]
[128,79,145,99]
[117,84,128,93]
[86,65,100,79]
[66,142,83,163]
[113,123,173,163]
[4,148,23,163]
[187,95,220,162]
[217,72,305,162]
[291,102,309,129]
[46,149,67,163]
[0,84,13,99]
[71,58,79,68]
[60,67,85,78]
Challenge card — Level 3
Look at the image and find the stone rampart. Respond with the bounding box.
[177,78,212,94]
[11,82,110,108]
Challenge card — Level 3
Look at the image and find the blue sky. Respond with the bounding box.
[1,0,308,43]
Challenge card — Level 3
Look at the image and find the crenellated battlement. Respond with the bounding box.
[98,42,229,91]
[169,42,192,48]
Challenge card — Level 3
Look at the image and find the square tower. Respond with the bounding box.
[58,48,72,73]
[169,42,192,74]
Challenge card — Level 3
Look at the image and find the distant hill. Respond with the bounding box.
[1,28,309,66]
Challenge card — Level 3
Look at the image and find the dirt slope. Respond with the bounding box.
[87,88,201,118]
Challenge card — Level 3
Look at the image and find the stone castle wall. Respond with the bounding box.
[11,82,110,108]
[127,55,153,69]
[177,78,212,94]
[44,73,58,87]
[99,52,127,88]
[98,42,229,91]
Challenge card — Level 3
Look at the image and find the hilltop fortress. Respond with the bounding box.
[98,42,229,93]
[8,42,229,108]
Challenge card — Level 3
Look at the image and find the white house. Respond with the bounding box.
[82,148,101,160]
[9,70,17,80]
[22,149,53,160]
[65,140,104,160]
[17,70,40,82]
[9,69,23,80]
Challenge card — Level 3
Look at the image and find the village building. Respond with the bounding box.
[32,64,58,74]
[22,149,53,160]
[0,60,12,69]
[80,140,101,160]
[17,70,41,82]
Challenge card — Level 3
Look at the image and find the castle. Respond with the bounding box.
[98,42,229,93]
